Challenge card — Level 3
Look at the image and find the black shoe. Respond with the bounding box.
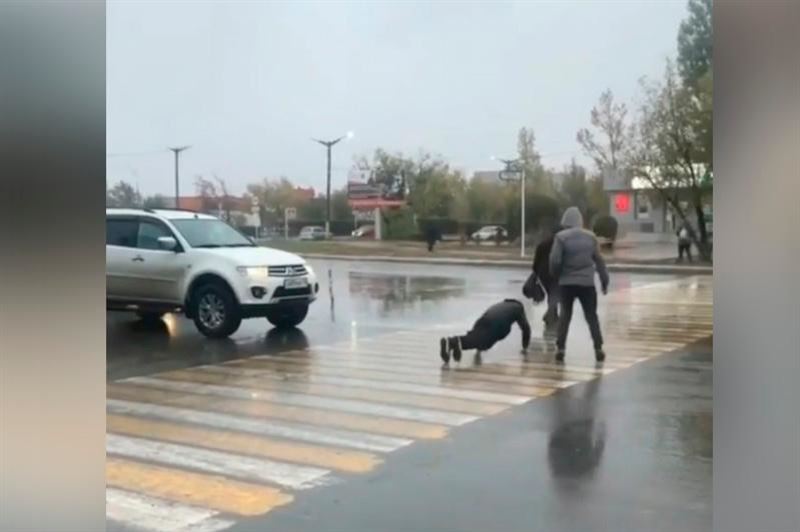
[595,349,606,362]
[555,350,565,362]
[440,338,450,364]
[449,337,462,363]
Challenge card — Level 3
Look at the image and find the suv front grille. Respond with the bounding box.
[268,264,308,277]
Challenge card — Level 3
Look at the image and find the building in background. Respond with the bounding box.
[603,167,712,242]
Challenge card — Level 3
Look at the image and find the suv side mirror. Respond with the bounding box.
[157,236,178,251]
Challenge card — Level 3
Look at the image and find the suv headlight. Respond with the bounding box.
[237,266,269,279]
[304,264,315,277]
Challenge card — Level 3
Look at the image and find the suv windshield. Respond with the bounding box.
[171,219,254,248]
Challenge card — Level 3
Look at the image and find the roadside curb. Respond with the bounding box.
[300,253,713,275]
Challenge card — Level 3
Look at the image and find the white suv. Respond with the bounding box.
[106,208,318,338]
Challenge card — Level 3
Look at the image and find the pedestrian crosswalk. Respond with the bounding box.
[106,275,712,531]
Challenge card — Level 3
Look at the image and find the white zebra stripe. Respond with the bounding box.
[106,399,411,453]
[248,352,580,388]
[106,488,234,532]
[106,434,332,490]
[198,365,531,404]
[123,376,478,427]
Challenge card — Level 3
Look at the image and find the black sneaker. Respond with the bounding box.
[450,337,462,363]
[555,350,565,362]
[440,338,450,364]
[595,349,606,362]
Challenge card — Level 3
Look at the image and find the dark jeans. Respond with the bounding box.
[556,285,604,351]
[459,318,504,351]
[544,283,560,324]
[678,242,693,262]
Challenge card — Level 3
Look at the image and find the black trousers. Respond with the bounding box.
[678,242,692,262]
[459,318,506,351]
[556,285,604,351]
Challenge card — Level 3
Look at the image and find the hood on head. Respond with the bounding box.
[561,207,584,229]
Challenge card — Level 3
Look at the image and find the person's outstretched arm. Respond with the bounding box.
[516,307,531,349]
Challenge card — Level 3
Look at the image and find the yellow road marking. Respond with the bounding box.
[108,383,449,439]
[106,457,293,516]
[107,414,380,473]
[158,369,508,416]
[228,358,555,397]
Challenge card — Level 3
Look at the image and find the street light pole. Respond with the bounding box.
[313,132,353,237]
[495,157,526,257]
[520,166,526,258]
[168,145,190,209]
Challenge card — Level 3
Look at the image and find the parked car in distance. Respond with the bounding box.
[298,226,327,241]
[352,225,375,239]
[106,208,319,338]
[471,225,507,242]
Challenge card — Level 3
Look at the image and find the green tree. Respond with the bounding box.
[143,194,168,209]
[247,177,304,226]
[298,197,325,220]
[628,61,712,260]
[331,189,353,221]
[466,179,507,224]
[106,180,141,208]
[355,149,415,199]
[677,0,712,88]
[516,127,554,196]
[556,160,609,227]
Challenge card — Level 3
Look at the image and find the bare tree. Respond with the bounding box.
[195,174,234,222]
[576,89,631,173]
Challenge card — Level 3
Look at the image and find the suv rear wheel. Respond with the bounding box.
[191,283,242,338]
[265,302,309,329]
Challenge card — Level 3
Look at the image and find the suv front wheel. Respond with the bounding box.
[265,302,309,329]
[191,283,242,338]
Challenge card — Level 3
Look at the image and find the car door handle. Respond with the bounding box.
[132,255,145,262]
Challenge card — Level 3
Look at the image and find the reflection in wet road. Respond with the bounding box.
[106,260,712,532]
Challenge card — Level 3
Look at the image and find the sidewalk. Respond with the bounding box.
[260,239,711,275]
[299,252,712,275]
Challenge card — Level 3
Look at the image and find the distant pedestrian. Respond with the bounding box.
[532,224,561,328]
[425,224,441,252]
[549,206,609,363]
[676,223,693,263]
[494,227,503,246]
[439,299,531,364]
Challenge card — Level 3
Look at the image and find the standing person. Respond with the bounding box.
[549,206,609,362]
[676,222,693,263]
[439,299,530,364]
[532,224,561,328]
[425,224,440,252]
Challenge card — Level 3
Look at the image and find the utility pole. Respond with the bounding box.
[313,132,353,237]
[168,146,190,209]
[496,157,526,257]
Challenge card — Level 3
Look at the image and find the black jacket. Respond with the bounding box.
[532,235,555,287]
[475,299,531,349]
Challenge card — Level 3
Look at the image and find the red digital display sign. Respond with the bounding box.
[614,193,631,213]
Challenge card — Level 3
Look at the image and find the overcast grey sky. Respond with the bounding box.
[107,0,687,196]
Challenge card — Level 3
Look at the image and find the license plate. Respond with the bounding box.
[284,277,308,289]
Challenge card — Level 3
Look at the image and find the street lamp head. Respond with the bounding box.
[169,145,191,153]
[346,131,355,140]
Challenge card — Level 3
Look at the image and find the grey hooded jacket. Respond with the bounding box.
[549,207,609,288]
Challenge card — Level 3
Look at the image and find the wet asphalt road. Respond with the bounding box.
[106,260,712,532]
